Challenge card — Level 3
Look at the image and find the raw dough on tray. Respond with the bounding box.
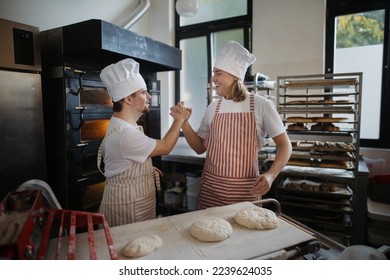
[234,207,279,230]
[189,218,233,242]
[121,234,162,258]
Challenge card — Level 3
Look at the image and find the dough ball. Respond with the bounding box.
[234,207,279,230]
[121,234,162,258]
[189,218,233,242]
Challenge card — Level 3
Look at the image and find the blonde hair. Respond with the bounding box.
[230,79,247,102]
[210,75,247,102]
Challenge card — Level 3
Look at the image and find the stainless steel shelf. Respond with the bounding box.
[276,72,363,245]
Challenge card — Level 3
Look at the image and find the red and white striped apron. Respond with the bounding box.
[198,94,260,209]
[97,125,158,227]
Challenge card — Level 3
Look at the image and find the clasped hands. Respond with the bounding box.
[170,101,191,121]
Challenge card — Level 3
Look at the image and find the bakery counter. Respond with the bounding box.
[162,154,205,166]
[161,143,276,172]
[161,142,205,165]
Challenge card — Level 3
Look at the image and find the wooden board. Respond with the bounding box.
[45,202,317,260]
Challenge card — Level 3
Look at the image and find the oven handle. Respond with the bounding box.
[72,106,85,130]
[77,177,89,183]
[251,198,281,216]
[76,143,88,147]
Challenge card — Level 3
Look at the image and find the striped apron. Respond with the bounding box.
[198,94,260,209]
[97,125,158,227]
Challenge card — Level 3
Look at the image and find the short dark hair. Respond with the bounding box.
[113,99,124,112]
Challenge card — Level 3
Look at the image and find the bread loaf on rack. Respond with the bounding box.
[288,122,306,131]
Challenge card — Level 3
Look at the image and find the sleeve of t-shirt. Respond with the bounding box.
[119,127,157,164]
[259,98,286,138]
[197,102,217,139]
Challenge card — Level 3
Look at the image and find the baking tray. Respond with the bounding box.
[287,158,355,170]
[278,178,353,200]
[290,151,355,162]
[280,200,352,214]
[279,92,358,98]
[277,194,352,207]
[45,200,319,260]
[281,100,354,105]
[281,166,355,182]
[281,206,352,227]
[291,141,356,152]
[280,107,355,113]
[280,78,358,88]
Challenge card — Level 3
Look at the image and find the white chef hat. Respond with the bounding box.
[100,58,146,102]
[214,41,256,81]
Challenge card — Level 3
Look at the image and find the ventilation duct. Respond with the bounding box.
[121,0,151,29]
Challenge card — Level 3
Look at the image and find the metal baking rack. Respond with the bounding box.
[0,189,118,260]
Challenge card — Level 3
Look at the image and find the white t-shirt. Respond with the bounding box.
[198,93,285,148]
[103,117,156,178]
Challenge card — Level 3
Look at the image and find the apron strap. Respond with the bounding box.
[97,137,105,175]
[154,169,161,191]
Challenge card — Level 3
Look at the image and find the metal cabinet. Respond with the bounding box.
[274,72,368,245]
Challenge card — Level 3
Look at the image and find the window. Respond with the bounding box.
[178,0,248,27]
[326,0,390,148]
[175,0,252,131]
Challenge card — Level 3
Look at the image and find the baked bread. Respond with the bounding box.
[323,123,340,131]
[288,122,306,131]
[286,100,305,105]
[286,116,312,123]
[319,160,352,169]
[311,123,324,131]
[311,123,340,131]
[286,182,300,190]
[320,183,337,192]
[313,117,348,122]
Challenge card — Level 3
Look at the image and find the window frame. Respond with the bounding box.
[325,0,390,148]
[174,0,253,107]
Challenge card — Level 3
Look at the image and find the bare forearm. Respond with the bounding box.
[266,143,292,180]
[151,119,183,156]
[182,121,206,154]
[266,132,292,180]
[251,133,292,196]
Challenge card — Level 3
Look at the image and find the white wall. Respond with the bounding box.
[252,0,326,80]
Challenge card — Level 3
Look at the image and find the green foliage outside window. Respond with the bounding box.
[336,10,384,48]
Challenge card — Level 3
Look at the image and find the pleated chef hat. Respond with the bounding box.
[214,41,256,81]
[100,58,146,102]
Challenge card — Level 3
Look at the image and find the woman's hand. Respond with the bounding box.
[153,166,163,177]
[250,173,274,196]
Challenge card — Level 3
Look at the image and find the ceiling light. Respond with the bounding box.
[176,0,199,17]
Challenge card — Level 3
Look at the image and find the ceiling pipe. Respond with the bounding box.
[121,0,151,29]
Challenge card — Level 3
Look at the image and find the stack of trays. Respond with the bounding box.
[367,175,390,246]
